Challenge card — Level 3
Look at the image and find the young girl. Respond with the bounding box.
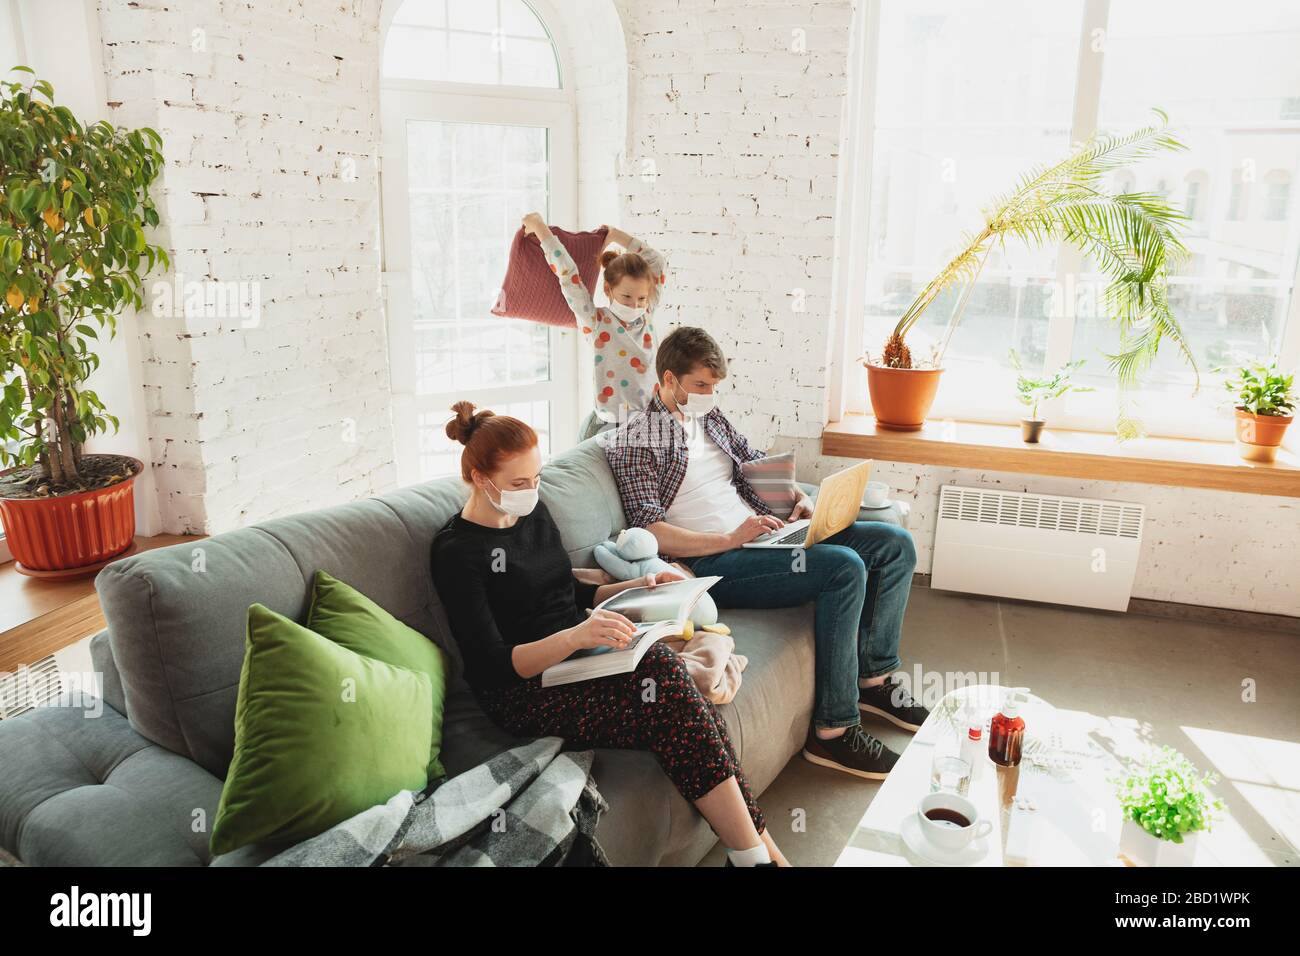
[521,213,665,440]
[431,401,787,867]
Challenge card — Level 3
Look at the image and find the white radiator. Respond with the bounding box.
[931,485,1145,612]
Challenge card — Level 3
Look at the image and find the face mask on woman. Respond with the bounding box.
[486,478,539,517]
[606,299,647,325]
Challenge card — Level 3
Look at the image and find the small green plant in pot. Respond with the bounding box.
[1219,359,1295,463]
[1114,746,1223,867]
[1009,351,1093,443]
[0,68,167,576]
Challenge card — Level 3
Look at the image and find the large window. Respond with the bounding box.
[380,0,576,484]
[850,0,1300,439]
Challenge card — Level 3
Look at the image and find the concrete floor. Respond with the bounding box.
[702,586,1300,867]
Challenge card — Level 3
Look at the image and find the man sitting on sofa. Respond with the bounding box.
[600,326,928,779]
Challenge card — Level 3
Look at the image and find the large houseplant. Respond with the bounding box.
[865,112,1198,434]
[0,68,167,576]
[1220,359,1295,463]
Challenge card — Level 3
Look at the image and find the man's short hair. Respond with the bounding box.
[656,326,728,382]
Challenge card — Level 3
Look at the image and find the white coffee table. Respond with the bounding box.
[835,684,1128,867]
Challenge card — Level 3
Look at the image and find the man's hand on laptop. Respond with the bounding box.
[788,494,814,522]
[729,514,785,547]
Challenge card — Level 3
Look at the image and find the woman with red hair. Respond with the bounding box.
[431,401,785,867]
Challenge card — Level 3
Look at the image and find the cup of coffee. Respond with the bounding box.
[917,791,992,853]
[863,481,890,508]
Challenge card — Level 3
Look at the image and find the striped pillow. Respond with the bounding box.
[741,452,799,513]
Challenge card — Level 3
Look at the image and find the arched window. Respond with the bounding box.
[384,0,560,88]
[1227,169,1250,222]
[1183,170,1209,221]
[1263,170,1291,222]
[379,0,577,483]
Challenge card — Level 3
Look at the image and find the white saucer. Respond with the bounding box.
[900,813,989,866]
[861,499,894,510]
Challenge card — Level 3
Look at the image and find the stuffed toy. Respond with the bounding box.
[593,527,725,630]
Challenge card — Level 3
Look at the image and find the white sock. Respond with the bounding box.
[726,843,772,867]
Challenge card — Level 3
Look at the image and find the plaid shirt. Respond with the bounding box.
[600,393,774,549]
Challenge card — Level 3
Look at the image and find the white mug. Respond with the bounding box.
[863,481,890,508]
[917,791,992,853]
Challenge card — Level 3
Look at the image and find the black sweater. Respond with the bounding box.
[430,502,599,691]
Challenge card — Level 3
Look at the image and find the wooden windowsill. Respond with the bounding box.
[822,414,1300,498]
[0,534,200,672]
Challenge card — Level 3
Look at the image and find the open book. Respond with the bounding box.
[541,576,722,688]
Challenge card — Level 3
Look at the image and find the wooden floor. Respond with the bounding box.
[0,535,198,672]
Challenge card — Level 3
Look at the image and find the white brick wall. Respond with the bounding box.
[614,0,850,454]
[97,0,395,534]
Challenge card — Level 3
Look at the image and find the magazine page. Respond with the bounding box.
[594,575,721,624]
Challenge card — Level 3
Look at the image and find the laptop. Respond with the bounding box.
[742,460,873,550]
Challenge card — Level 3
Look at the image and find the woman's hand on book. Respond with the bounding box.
[571,608,637,651]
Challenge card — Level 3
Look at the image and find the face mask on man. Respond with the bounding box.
[673,380,717,418]
[606,299,647,324]
[486,478,540,517]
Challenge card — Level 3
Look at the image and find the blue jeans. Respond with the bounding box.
[683,522,917,729]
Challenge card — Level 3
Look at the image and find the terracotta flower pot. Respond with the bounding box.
[1234,407,1293,463]
[1020,419,1046,443]
[0,457,142,577]
[866,364,944,431]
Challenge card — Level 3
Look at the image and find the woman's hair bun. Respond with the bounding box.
[446,400,494,444]
[599,249,620,270]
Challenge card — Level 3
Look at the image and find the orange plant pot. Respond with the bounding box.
[1234,408,1293,463]
[866,364,944,431]
[0,457,141,576]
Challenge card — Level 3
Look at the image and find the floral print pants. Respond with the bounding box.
[476,641,765,835]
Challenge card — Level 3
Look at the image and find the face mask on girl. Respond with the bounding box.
[486,478,540,517]
[606,299,647,325]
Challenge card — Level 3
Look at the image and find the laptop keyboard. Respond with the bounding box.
[772,525,809,546]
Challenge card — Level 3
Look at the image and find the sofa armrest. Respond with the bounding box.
[0,695,224,866]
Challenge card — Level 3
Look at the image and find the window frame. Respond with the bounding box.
[379,1,580,486]
[833,0,1300,443]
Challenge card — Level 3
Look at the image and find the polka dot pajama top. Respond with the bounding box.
[538,231,666,425]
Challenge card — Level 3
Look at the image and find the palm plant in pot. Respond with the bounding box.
[1114,746,1223,867]
[0,68,167,577]
[1009,351,1092,443]
[1220,359,1295,463]
[864,111,1198,433]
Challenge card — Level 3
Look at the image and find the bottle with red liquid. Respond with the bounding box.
[988,689,1029,767]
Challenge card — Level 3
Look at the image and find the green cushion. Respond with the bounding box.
[210,604,433,856]
[306,570,450,781]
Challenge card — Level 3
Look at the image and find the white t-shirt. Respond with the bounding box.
[664,418,755,534]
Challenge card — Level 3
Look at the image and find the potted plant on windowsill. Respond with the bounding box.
[1220,359,1295,463]
[0,68,167,578]
[862,111,1198,434]
[1114,746,1223,867]
[1009,351,1093,442]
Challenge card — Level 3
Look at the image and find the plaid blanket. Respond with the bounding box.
[260,737,609,867]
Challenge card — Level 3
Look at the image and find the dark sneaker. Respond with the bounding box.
[859,677,930,732]
[802,724,899,780]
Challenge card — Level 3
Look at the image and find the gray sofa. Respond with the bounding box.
[0,437,831,866]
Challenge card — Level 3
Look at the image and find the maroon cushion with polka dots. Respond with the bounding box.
[491,225,610,327]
